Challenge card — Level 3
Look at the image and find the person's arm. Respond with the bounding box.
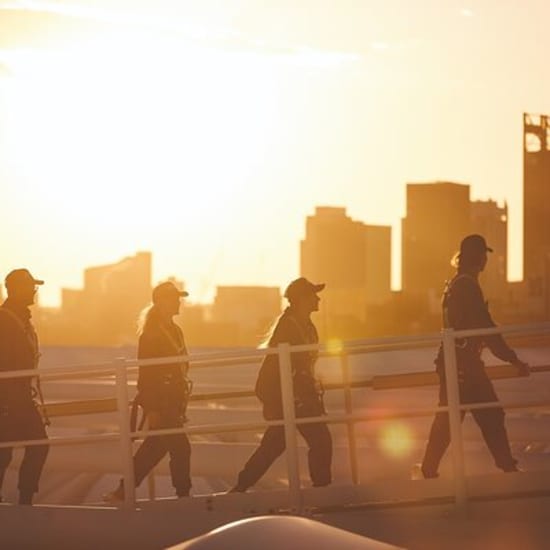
[457,279,529,374]
[0,315,12,371]
[271,316,309,376]
[136,331,165,411]
[279,317,319,404]
[0,316,12,403]
[175,326,190,378]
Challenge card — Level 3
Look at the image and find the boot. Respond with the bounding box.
[102,480,124,503]
[19,491,34,505]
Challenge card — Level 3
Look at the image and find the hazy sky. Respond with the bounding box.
[1,0,549,306]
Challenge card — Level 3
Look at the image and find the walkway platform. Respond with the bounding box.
[2,473,550,549]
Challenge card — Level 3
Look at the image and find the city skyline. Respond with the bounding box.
[1,1,550,307]
[28,173,546,348]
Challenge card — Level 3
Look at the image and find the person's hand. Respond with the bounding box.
[513,360,530,377]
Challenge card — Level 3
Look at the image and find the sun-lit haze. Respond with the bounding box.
[1,0,550,307]
[378,422,414,459]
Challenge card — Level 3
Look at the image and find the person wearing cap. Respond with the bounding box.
[229,277,332,493]
[104,281,193,502]
[419,234,530,478]
[0,269,49,505]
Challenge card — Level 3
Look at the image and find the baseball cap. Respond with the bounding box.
[459,234,493,255]
[152,281,189,304]
[284,277,325,302]
[5,269,44,290]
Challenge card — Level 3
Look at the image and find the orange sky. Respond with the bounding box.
[1,1,549,307]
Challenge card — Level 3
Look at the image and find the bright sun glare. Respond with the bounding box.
[3,33,280,243]
[378,422,414,458]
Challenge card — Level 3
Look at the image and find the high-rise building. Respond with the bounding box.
[402,182,471,309]
[364,224,392,306]
[84,252,152,343]
[300,207,391,334]
[470,200,508,300]
[523,113,550,311]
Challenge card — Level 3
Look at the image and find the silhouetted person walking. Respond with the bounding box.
[104,281,192,502]
[0,269,49,505]
[420,235,529,478]
[229,277,332,492]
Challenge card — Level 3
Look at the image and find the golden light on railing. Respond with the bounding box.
[378,422,414,458]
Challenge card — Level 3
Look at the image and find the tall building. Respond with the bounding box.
[402,182,471,309]
[470,200,508,300]
[55,251,152,345]
[300,207,391,335]
[523,113,550,314]
[84,251,152,344]
[364,224,392,306]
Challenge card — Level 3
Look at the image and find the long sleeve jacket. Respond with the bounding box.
[255,307,321,415]
[136,317,190,413]
[437,272,518,367]
[0,300,40,407]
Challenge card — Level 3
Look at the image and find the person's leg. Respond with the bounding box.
[470,375,518,472]
[421,376,466,478]
[421,411,453,478]
[103,435,169,503]
[0,408,15,501]
[133,434,170,488]
[298,422,332,487]
[231,426,286,492]
[17,405,49,505]
[167,433,192,497]
[0,446,13,501]
[473,406,517,471]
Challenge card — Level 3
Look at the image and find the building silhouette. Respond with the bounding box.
[35,253,283,348]
[41,252,152,346]
[211,286,282,345]
[402,182,470,313]
[300,206,391,338]
[523,113,550,318]
[29,114,549,347]
[471,199,508,302]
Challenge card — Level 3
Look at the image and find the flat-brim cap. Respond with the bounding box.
[152,281,189,303]
[5,268,44,289]
[460,234,493,255]
[284,277,325,301]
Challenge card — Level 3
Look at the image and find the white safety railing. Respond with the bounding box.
[0,322,549,511]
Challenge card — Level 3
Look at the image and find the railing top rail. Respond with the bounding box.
[0,322,547,381]
[451,322,550,339]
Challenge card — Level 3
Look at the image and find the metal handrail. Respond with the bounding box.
[31,362,550,419]
[0,320,547,382]
[4,394,550,451]
[0,321,548,511]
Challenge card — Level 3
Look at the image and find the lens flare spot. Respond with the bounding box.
[326,339,343,355]
[379,423,413,458]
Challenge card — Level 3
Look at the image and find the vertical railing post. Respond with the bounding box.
[442,329,467,510]
[145,419,157,501]
[341,352,359,484]
[278,342,302,513]
[115,357,136,508]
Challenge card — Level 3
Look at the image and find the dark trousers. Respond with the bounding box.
[0,402,49,497]
[236,421,332,490]
[421,367,516,476]
[133,427,191,497]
